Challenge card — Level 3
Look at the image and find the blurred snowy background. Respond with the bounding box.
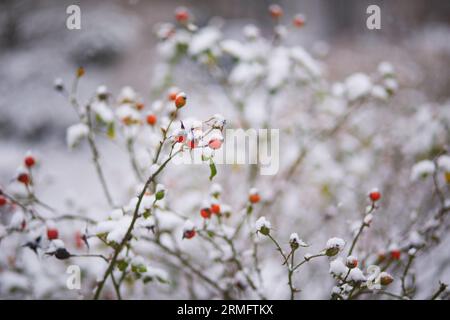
[1,0,450,299]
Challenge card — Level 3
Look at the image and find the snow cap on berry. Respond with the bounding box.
[243,24,260,39]
[175,92,187,109]
[369,188,381,202]
[96,85,109,100]
[210,183,222,198]
[54,78,64,91]
[346,255,358,269]
[289,233,308,250]
[175,6,190,23]
[410,160,435,181]
[155,184,166,201]
[182,220,196,239]
[379,272,394,286]
[67,123,89,149]
[24,151,36,168]
[348,267,366,283]
[118,86,137,103]
[325,237,346,256]
[378,62,395,77]
[329,258,348,277]
[208,132,224,150]
[268,4,283,19]
[255,216,271,236]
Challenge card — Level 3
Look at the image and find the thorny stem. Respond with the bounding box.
[288,249,296,300]
[260,98,367,217]
[430,282,448,300]
[2,191,96,225]
[267,234,288,262]
[432,157,446,208]
[71,253,109,262]
[126,138,144,182]
[145,236,227,298]
[358,289,407,300]
[153,117,175,165]
[347,203,376,256]
[267,233,325,299]
[93,149,181,300]
[401,254,415,298]
[64,72,115,207]
[292,253,326,272]
[220,234,266,299]
[110,272,123,300]
[85,104,115,207]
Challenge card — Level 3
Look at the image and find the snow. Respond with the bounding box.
[408,231,424,247]
[144,266,169,283]
[255,216,271,232]
[437,155,450,172]
[66,123,89,149]
[371,85,388,100]
[0,271,29,292]
[91,101,114,123]
[95,216,132,243]
[329,258,348,277]
[0,225,7,239]
[249,188,259,196]
[290,46,322,77]
[348,267,366,282]
[229,62,264,86]
[117,86,137,102]
[266,47,290,91]
[116,104,141,122]
[344,73,372,101]
[96,85,108,96]
[141,194,156,210]
[410,160,435,181]
[326,237,346,250]
[378,61,394,76]
[212,113,226,128]
[50,239,65,249]
[9,211,25,229]
[384,78,398,92]
[210,183,222,195]
[106,216,132,243]
[364,214,373,225]
[243,24,260,39]
[188,27,221,56]
[110,209,123,220]
[289,233,308,247]
[221,40,250,61]
[346,255,358,266]
[183,220,195,232]
[156,184,166,194]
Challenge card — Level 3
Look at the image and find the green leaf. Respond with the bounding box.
[209,160,217,181]
[143,209,151,219]
[117,260,128,272]
[155,190,165,201]
[107,122,115,139]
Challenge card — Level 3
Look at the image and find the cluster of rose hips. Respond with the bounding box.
[199,186,223,221]
[16,152,36,186]
[145,87,187,127]
[366,189,406,262]
[268,3,306,28]
[0,153,36,210]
